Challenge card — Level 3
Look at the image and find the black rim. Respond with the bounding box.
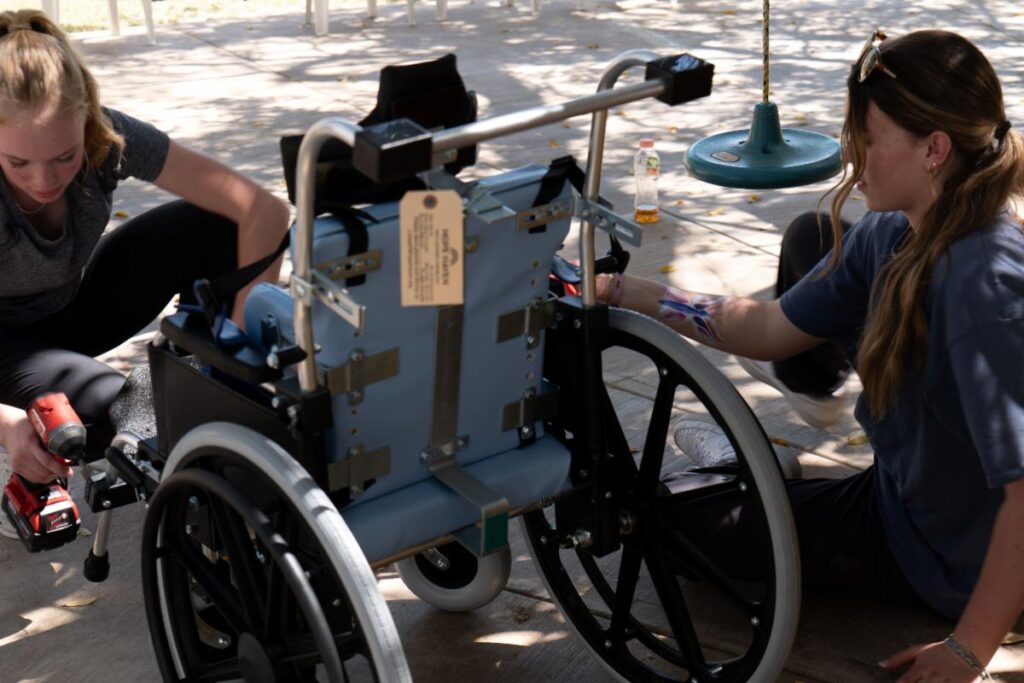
[141,449,378,682]
[524,326,780,682]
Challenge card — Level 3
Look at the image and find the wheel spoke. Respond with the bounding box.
[636,375,677,492]
[206,495,268,636]
[607,545,645,640]
[164,527,250,635]
[663,526,761,613]
[644,544,709,678]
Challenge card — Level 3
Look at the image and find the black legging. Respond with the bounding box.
[0,200,237,459]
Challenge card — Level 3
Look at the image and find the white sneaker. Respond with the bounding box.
[673,414,802,480]
[736,356,844,429]
[0,448,20,540]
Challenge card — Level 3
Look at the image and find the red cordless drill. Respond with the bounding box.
[1,393,85,552]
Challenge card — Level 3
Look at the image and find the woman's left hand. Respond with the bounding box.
[881,641,982,682]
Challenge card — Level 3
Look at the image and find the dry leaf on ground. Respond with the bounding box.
[747,194,762,203]
[848,434,869,446]
[114,210,129,218]
[707,207,726,216]
[547,140,561,148]
[61,596,98,608]
[658,264,677,273]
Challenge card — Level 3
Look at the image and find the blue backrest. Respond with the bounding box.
[245,164,572,504]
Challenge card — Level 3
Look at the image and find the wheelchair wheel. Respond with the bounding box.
[141,422,411,682]
[523,308,800,682]
[396,543,512,612]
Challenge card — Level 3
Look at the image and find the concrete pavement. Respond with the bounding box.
[2,0,1024,680]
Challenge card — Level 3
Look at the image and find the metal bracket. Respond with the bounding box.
[327,445,390,497]
[322,347,399,404]
[422,306,509,556]
[496,296,557,348]
[501,381,560,433]
[516,198,573,232]
[291,271,365,330]
[575,196,644,246]
[316,249,383,282]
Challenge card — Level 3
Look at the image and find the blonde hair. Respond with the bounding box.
[0,9,123,172]
[822,30,1024,417]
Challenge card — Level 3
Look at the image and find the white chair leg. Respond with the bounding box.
[142,0,155,43]
[406,0,415,26]
[435,0,446,22]
[314,0,329,35]
[107,0,121,36]
[42,0,59,22]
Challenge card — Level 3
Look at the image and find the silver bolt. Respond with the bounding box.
[738,481,749,493]
[750,616,760,627]
[350,350,364,363]
[216,636,229,648]
[271,395,286,409]
[287,405,300,420]
[604,640,612,650]
[573,319,582,329]
[350,390,363,403]
[539,535,548,545]
[521,426,533,438]
[420,450,431,463]
[102,499,111,509]
[578,469,589,479]
[188,496,200,510]
[525,335,537,347]
[604,491,613,499]
[660,366,668,377]
[185,524,198,534]
[332,598,342,608]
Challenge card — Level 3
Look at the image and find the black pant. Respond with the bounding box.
[0,201,237,459]
[772,211,853,396]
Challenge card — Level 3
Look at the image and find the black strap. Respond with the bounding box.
[195,207,377,329]
[533,155,629,274]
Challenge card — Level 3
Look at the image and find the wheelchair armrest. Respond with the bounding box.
[160,311,282,385]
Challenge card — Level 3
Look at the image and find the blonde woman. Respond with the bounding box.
[605,30,1023,682]
[0,10,289,498]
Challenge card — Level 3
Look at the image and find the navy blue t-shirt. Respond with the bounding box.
[780,210,1024,619]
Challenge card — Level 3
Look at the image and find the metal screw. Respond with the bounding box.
[188,496,200,510]
[659,366,668,377]
[573,319,582,329]
[271,395,286,409]
[604,491,613,499]
[349,390,363,403]
[578,469,589,479]
[525,335,537,347]
[750,616,760,627]
[287,405,301,420]
[540,535,548,545]
[216,636,229,648]
[102,499,111,509]
[185,524,198,534]
[521,426,533,438]
[332,598,342,608]
[738,481,748,493]
[604,640,612,650]
[350,350,364,363]
[420,449,431,463]
[456,437,467,449]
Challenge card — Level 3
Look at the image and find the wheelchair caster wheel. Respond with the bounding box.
[525,309,800,682]
[397,542,511,612]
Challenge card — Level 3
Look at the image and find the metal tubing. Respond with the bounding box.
[579,49,660,306]
[432,78,663,154]
[293,118,363,392]
[92,510,112,558]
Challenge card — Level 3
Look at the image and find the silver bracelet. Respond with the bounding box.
[943,634,992,680]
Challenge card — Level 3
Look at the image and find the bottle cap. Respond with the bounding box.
[639,138,655,148]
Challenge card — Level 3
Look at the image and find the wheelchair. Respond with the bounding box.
[82,49,801,682]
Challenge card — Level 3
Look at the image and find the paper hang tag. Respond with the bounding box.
[400,190,464,307]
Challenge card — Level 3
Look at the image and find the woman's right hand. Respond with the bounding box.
[0,407,72,484]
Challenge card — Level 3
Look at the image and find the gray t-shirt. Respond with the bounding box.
[781,210,1024,619]
[0,108,170,327]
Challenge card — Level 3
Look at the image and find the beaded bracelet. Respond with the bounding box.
[943,634,992,680]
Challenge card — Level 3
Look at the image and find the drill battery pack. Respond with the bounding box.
[2,476,80,553]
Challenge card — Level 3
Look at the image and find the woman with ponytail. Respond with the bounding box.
[605,30,1024,681]
[0,11,289,497]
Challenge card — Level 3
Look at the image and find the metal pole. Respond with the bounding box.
[293,118,361,392]
[579,49,660,307]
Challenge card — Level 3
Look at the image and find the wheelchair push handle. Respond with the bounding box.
[292,49,714,391]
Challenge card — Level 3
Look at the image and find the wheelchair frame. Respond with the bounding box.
[82,49,801,682]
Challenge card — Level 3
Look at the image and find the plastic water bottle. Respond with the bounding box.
[634,138,660,224]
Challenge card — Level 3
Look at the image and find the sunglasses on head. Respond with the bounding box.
[857,29,898,83]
